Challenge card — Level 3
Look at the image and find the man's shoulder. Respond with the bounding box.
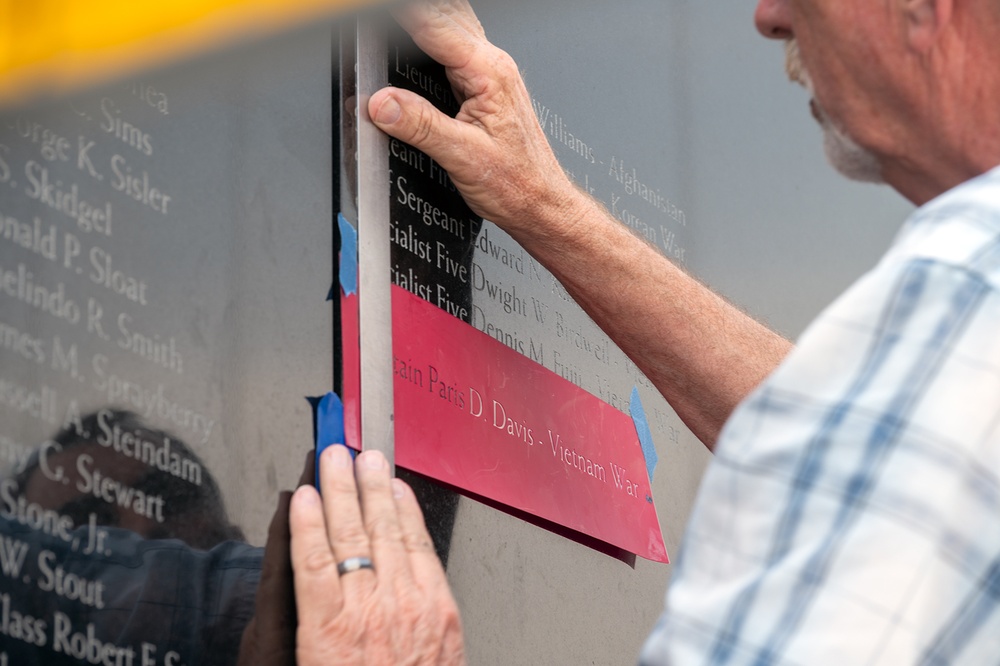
[887,164,1000,278]
[645,167,1000,666]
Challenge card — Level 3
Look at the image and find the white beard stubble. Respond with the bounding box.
[785,40,884,184]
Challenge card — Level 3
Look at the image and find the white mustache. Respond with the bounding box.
[785,39,810,91]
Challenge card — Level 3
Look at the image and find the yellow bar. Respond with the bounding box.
[0,0,378,105]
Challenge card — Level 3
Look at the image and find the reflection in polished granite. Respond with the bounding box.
[0,21,335,663]
[0,410,307,665]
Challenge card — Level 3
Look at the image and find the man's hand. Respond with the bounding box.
[289,446,466,665]
[369,0,585,245]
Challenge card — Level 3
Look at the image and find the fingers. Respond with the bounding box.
[291,446,468,665]
[392,479,450,593]
[320,446,378,597]
[355,450,412,591]
[373,0,573,236]
[290,483,344,626]
[296,447,415,602]
[370,88,483,175]
[394,0,507,110]
[438,0,486,40]
[394,1,486,67]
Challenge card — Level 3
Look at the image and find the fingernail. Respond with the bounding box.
[326,444,352,468]
[294,485,320,505]
[361,450,387,469]
[391,478,407,499]
[375,97,401,125]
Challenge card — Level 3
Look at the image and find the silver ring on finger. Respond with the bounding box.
[336,557,375,576]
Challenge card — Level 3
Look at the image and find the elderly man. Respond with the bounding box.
[289,0,1000,663]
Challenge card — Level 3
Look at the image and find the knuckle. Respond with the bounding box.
[356,464,391,491]
[366,512,403,544]
[440,599,463,632]
[492,48,520,79]
[298,545,335,576]
[330,521,369,551]
[364,603,393,636]
[410,603,461,663]
[400,530,435,553]
[328,471,358,495]
[410,105,437,147]
[331,618,365,646]
[359,601,405,654]
[396,584,425,615]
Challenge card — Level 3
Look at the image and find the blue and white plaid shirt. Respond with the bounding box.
[641,165,1000,665]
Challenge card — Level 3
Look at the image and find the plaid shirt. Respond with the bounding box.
[641,165,1000,665]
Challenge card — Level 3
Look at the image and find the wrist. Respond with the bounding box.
[501,175,597,250]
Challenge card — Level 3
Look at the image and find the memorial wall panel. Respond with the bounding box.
[0,25,335,664]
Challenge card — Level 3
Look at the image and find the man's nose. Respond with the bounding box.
[755,0,793,39]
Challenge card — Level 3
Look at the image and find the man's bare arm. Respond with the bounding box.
[531,191,792,448]
[369,0,792,449]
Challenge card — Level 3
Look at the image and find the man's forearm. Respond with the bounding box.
[514,186,792,449]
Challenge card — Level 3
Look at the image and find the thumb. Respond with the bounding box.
[368,87,479,175]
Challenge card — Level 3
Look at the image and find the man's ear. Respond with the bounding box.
[902,0,953,51]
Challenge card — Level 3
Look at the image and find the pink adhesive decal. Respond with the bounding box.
[391,285,668,563]
[341,290,361,451]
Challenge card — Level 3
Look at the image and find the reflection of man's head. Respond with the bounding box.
[18,410,244,550]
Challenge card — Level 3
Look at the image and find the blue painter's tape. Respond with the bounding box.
[630,387,658,482]
[307,392,349,490]
[338,213,359,296]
